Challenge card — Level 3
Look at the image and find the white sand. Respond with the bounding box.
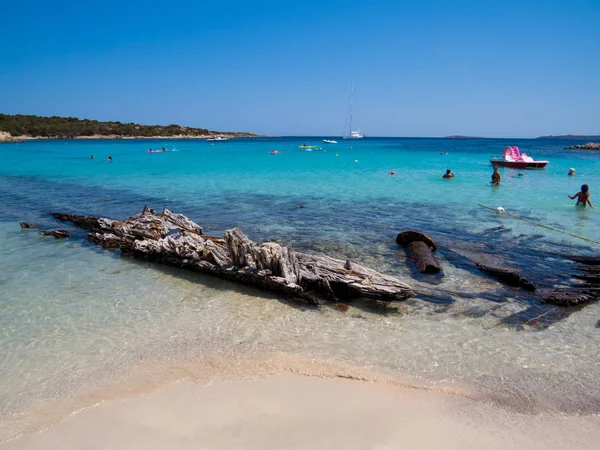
[3,374,599,450]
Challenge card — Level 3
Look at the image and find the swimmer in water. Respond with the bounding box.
[491,165,501,185]
[108,156,113,162]
[442,169,454,179]
[569,184,594,208]
[568,168,576,176]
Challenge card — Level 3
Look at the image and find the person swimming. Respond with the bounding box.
[108,156,113,162]
[568,168,576,176]
[569,184,594,208]
[442,169,454,179]
[90,155,94,160]
[491,165,501,185]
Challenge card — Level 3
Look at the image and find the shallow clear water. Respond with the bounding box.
[1,137,599,441]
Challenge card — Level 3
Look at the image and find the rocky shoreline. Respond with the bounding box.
[565,142,600,150]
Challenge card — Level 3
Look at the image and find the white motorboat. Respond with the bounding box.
[323,139,338,144]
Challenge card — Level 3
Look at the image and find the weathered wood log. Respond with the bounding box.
[50,208,415,305]
[476,263,536,291]
[396,230,440,274]
[396,230,437,251]
[40,229,71,238]
[407,241,441,274]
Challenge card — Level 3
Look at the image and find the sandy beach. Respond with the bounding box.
[3,374,599,450]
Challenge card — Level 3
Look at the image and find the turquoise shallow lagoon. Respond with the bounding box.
[1,137,599,441]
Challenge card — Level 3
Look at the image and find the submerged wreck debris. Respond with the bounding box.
[541,258,600,307]
[564,255,600,265]
[476,263,536,291]
[396,230,441,274]
[19,222,36,229]
[39,229,71,238]
[50,208,415,305]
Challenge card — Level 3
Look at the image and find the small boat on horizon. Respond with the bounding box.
[491,146,548,169]
[206,136,228,142]
[299,144,317,149]
[323,139,338,144]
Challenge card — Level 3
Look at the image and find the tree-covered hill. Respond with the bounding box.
[0,114,252,138]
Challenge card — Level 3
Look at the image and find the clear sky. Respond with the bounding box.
[1,0,599,137]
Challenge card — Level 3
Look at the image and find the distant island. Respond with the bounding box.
[536,134,600,140]
[442,135,485,139]
[0,113,258,142]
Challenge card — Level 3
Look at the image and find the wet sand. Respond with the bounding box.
[3,374,599,450]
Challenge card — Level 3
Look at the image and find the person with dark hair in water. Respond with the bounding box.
[108,156,113,162]
[491,165,501,185]
[442,169,454,179]
[569,184,594,208]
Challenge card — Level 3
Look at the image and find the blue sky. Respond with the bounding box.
[1,0,599,137]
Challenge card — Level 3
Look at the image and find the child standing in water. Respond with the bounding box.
[569,184,594,208]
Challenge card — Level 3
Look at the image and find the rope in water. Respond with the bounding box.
[476,203,600,246]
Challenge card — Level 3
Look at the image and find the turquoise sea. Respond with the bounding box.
[1,137,599,441]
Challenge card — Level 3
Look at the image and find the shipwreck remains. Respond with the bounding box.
[396,230,441,274]
[541,255,600,307]
[50,208,415,305]
[476,263,536,291]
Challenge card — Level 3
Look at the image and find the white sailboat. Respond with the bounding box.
[343,83,365,140]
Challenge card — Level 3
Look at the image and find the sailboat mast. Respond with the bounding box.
[349,82,354,133]
[343,82,354,138]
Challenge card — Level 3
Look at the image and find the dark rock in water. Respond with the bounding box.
[40,229,71,238]
[565,142,600,150]
[539,254,600,307]
[565,255,600,265]
[461,305,489,318]
[541,290,595,307]
[49,207,415,306]
[482,225,511,234]
[396,230,441,274]
[19,222,36,228]
[476,263,535,291]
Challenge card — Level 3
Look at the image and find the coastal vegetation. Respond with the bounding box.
[0,113,253,139]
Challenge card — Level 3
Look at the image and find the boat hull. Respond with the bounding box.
[490,159,548,169]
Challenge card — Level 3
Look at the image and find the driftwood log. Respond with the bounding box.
[476,263,536,291]
[396,230,440,274]
[50,208,415,305]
